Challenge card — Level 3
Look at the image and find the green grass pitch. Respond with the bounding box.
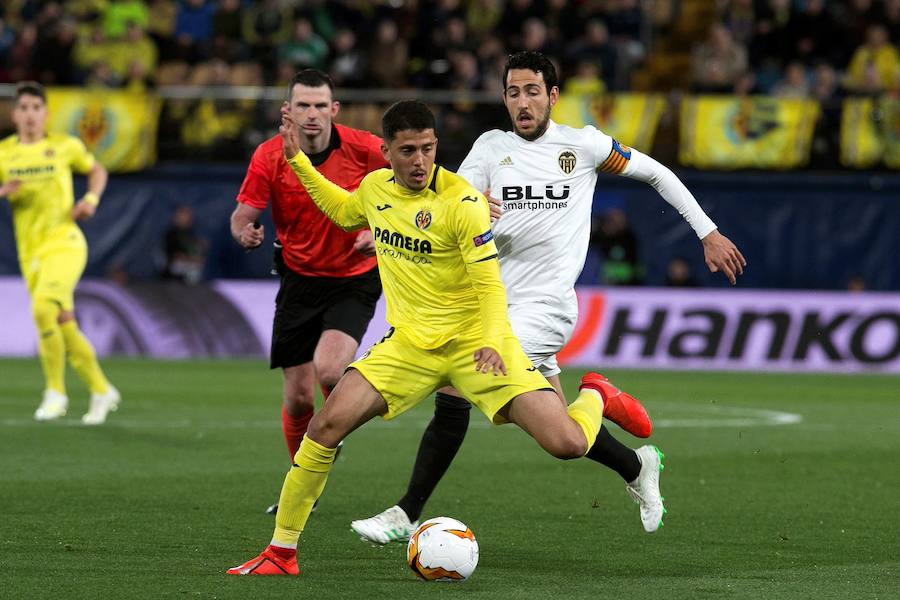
[1,358,898,599]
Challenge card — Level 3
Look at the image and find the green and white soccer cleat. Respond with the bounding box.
[82,385,120,425]
[625,445,666,533]
[350,505,419,544]
[34,389,68,421]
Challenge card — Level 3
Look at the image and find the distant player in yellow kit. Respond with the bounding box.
[0,81,120,424]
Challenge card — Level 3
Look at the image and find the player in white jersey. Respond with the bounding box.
[351,52,746,543]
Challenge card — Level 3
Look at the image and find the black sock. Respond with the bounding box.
[397,392,471,522]
[584,426,641,482]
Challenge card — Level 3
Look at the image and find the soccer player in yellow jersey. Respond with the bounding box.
[0,81,120,425]
[227,100,648,576]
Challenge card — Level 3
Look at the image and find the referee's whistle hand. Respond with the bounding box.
[474,347,507,376]
[239,221,264,249]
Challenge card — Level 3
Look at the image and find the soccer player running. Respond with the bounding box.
[231,70,386,513]
[227,100,646,576]
[351,52,747,541]
[0,81,120,425]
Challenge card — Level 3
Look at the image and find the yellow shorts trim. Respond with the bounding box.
[350,326,551,424]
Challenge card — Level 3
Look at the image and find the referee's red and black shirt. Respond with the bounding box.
[237,123,386,277]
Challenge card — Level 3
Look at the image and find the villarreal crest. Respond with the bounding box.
[415,209,432,230]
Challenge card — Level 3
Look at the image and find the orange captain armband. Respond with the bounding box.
[599,139,632,174]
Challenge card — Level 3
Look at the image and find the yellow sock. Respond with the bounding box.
[59,321,109,394]
[33,299,65,394]
[272,435,337,548]
[566,389,604,456]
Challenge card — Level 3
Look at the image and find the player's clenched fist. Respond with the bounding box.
[473,347,507,376]
[239,221,264,249]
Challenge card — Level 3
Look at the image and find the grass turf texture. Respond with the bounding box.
[1,358,898,599]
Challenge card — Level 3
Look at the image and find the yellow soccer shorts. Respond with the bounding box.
[350,325,552,424]
[21,230,88,311]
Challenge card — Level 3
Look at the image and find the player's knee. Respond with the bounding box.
[549,434,587,460]
[306,412,344,448]
[283,388,315,415]
[32,297,60,330]
[314,361,345,391]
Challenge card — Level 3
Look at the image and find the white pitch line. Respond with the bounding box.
[0,405,802,430]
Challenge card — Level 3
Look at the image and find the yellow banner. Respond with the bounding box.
[841,98,900,168]
[679,96,820,169]
[46,88,161,173]
[551,93,665,152]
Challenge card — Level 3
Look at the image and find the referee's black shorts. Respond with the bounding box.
[270,266,382,369]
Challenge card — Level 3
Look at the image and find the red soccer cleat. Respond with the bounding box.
[226,546,299,576]
[579,373,652,438]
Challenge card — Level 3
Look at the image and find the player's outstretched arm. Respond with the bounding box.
[279,111,366,231]
[620,148,747,285]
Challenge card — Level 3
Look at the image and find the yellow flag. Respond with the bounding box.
[47,88,162,173]
[877,99,900,168]
[840,98,882,168]
[552,93,665,152]
[680,96,820,169]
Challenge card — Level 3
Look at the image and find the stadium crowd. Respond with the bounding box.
[1,0,900,98]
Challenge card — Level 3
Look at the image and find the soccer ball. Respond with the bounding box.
[406,517,479,582]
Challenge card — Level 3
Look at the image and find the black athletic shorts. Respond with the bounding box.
[270,266,382,369]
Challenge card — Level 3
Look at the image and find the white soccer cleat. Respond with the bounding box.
[350,505,418,544]
[34,389,68,421]
[82,384,121,425]
[625,445,666,533]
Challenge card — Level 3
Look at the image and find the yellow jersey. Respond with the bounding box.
[287,152,509,351]
[0,133,95,259]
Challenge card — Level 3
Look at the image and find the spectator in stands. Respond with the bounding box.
[591,208,644,286]
[466,0,503,40]
[7,23,38,83]
[368,19,408,88]
[174,0,215,63]
[162,204,208,284]
[211,0,246,63]
[104,0,148,39]
[108,21,159,83]
[665,257,698,287]
[34,17,78,85]
[147,0,178,61]
[242,0,292,70]
[569,19,618,90]
[563,60,607,96]
[328,28,365,88]
[845,24,900,94]
[74,25,108,83]
[788,0,837,66]
[772,61,810,98]
[277,17,328,71]
[691,23,748,93]
[884,0,900,45]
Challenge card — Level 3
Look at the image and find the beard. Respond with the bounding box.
[513,107,551,141]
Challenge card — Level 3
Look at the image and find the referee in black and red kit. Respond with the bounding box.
[230,70,386,513]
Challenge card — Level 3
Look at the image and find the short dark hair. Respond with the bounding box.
[382,100,435,142]
[288,69,334,97]
[503,51,558,94]
[15,80,46,103]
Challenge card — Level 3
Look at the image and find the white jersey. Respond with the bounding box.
[457,120,716,375]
